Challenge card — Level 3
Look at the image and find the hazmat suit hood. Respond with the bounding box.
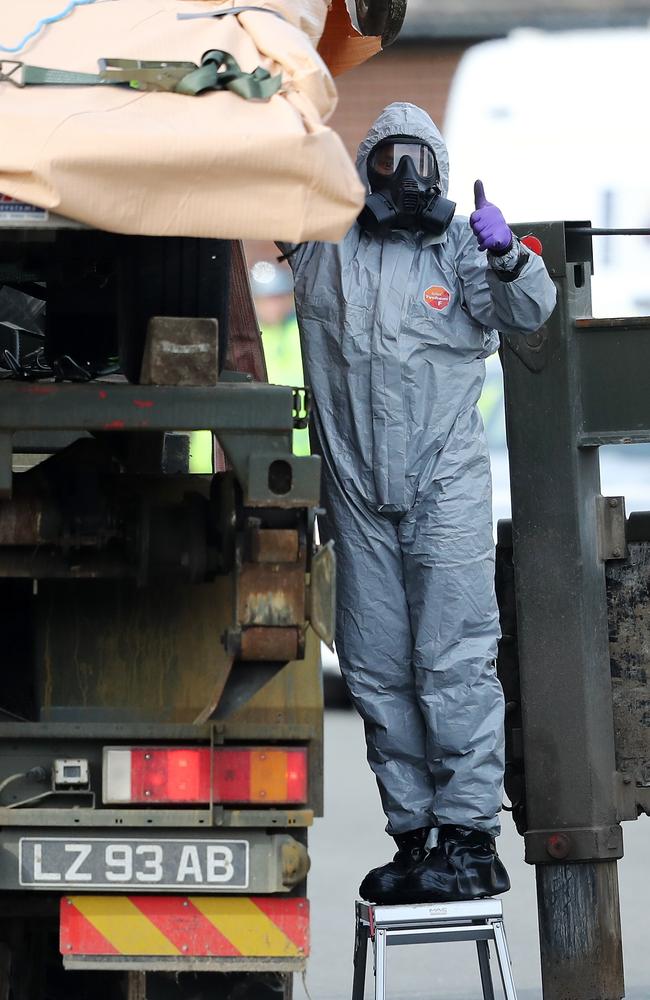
[356,102,450,197]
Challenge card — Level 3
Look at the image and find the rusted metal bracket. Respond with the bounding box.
[228,518,307,662]
[596,495,627,561]
[248,527,300,564]
[224,626,301,662]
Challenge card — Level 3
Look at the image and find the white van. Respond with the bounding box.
[443,27,650,318]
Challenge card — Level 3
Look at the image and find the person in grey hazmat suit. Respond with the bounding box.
[280,103,556,904]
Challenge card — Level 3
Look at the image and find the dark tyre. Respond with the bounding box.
[355,0,407,45]
[116,236,231,383]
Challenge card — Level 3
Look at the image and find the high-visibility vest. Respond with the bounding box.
[260,316,310,457]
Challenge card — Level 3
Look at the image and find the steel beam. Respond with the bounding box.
[0,381,292,433]
[0,381,320,506]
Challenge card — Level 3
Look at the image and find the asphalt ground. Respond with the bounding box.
[297,709,649,1000]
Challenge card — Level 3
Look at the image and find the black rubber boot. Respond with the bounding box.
[359,827,430,904]
[401,825,510,904]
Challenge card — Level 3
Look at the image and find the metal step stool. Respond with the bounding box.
[352,898,517,1000]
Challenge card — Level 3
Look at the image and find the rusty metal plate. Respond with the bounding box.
[249,529,299,564]
[607,541,650,800]
[36,576,234,724]
[141,317,219,387]
[240,627,300,662]
[309,541,336,649]
[0,495,58,546]
[237,564,305,627]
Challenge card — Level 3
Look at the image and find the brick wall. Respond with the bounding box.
[245,42,470,269]
[329,42,468,160]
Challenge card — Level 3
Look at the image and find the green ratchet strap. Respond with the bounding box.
[0,49,281,100]
[174,50,281,99]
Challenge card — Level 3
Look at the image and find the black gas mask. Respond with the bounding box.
[358,137,456,237]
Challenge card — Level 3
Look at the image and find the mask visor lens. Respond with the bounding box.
[369,142,436,179]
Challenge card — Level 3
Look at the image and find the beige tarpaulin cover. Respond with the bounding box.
[0,0,366,241]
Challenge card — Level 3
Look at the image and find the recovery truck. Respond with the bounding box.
[0,4,408,997]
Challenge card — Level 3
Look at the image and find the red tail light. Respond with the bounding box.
[103,747,308,805]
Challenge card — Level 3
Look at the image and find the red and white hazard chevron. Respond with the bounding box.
[60,896,309,958]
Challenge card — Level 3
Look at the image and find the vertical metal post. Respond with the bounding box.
[127,971,147,1000]
[502,222,625,999]
[352,904,369,1000]
[0,942,9,1000]
[373,928,387,1000]
[492,921,518,1000]
[536,862,623,999]
[476,939,496,1000]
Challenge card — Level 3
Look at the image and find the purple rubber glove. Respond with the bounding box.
[470,180,513,254]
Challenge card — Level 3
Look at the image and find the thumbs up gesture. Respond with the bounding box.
[470,180,513,255]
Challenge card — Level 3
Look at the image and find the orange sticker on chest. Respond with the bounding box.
[423,285,451,310]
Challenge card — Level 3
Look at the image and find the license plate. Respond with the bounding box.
[19,837,249,890]
[0,195,47,218]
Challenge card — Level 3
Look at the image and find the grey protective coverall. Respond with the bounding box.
[282,103,556,837]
